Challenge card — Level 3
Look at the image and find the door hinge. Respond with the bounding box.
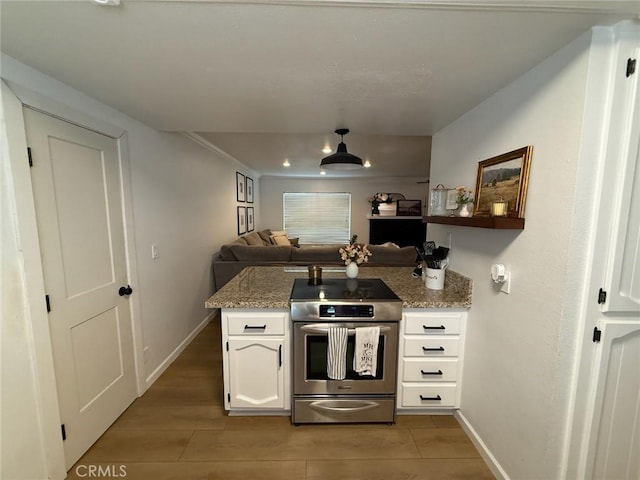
[597,288,607,305]
[593,327,602,343]
[27,147,33,167]
[45,295,51,313]
[626,58,636,77]
[61,424,66,441]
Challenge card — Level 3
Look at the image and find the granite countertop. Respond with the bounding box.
[205,266,472,309]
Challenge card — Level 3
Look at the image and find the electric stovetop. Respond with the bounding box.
[290,278,399,301]
[289,278,402,321]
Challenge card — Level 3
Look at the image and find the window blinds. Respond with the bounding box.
[283,192,351,245]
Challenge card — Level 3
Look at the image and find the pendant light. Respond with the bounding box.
[320,128,363,170]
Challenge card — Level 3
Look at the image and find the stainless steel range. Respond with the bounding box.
[290,278,402,424]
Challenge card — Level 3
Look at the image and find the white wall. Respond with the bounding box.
[429,32,593,479]
[1,55,257,478]
[259,176,428,243]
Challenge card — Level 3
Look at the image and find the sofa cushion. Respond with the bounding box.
[257,229,272,246]
[220,237,248,260]
[367,245,418,264]
[243,232,264,246]
[229,245,293,262]
[290,246,342,263]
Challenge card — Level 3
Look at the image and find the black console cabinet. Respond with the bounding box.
[368,217,427,248]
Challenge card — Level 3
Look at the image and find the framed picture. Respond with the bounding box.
[237,206,247,235]
[396,199,422,216]
[246,177,254,203]
[473,146,533,218]
[246,206,255,232]
[236,172,246,202]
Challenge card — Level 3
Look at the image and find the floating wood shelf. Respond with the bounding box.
[424,215,525,230]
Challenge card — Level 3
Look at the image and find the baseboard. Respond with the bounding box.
[143,310,218,389]
[455,410,510,480]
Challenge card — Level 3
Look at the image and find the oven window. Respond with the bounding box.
[306,335,385,380]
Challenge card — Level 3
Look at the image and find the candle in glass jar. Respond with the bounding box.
[491,200,508,217]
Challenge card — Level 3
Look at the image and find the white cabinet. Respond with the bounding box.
[599,34,640,314]
[569,24,640,480]
[221,309,290,413]
[397,309,467,411]
[588,322,640,480]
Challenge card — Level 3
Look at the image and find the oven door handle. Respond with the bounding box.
[309,400,380,413]
[300,324,391,335]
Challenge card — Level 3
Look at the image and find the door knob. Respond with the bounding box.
[118,285,133,296]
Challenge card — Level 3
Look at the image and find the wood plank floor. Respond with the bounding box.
[68,317,495,479]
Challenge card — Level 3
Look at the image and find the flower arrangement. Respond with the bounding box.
[369,193,393,205]
[455,186,474,206]
[339,234,372,265]
[369,193,398,215]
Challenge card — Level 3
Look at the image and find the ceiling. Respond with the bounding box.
[1,1,637,178]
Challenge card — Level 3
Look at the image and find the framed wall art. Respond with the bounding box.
[236,172,246,202]
[473,146,533,218]
[246,177,254,203]
[246,206,255,232]
[237,206,247,235]
[396,199,422,216]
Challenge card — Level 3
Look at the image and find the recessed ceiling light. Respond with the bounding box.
[282,159,291,167]
[92,0,120,5]
[322,145,332,154]
[320,170,326,175]
[364,160,372,168]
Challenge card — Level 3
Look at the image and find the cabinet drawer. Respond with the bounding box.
[402,358,458,382]
[226,313,286,335]
[404,312,462,335]
[403,337,460,357]
[400,384,457,407]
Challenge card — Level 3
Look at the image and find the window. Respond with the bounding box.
[283,192,351,244]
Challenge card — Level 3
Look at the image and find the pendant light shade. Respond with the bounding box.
[320,128,363,170]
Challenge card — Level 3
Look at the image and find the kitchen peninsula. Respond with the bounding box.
[205,266,472,416]
[205,266,472,309]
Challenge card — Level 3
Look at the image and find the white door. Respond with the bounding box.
[24,108,137,468]
[228,338,284,409]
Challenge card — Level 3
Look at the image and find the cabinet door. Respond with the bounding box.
[228,338,284,409]
[586,322,640,480]
[600,38,640,314]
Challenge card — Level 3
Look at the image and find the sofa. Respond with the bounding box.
[211,229,419,291]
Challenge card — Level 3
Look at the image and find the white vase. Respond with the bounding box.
[346,262,359,278]
[459,203,472,217]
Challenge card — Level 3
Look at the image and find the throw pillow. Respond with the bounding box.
[257,229,272,246]
[271,234,290,246]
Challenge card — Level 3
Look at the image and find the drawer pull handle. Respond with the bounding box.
[244,324,267,330]
[420,394,442,401]
[423,325,446,330]
[422,346,445,352]
[278,345,282,367]
[420,369,443,375]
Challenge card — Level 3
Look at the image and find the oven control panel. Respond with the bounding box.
[320,305,374,318]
